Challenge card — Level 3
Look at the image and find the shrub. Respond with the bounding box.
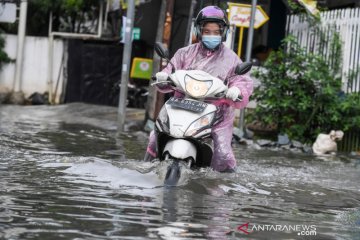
[251,35,360,143]
[0,32,11,70]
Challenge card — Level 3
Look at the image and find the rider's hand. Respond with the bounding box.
[156,72,169,83]
[226,86,241,101]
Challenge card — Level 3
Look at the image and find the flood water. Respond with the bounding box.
[0,103,359,240]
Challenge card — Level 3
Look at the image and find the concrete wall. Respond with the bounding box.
[0,34,65,101]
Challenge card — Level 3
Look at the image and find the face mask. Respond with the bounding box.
[201,35,222,49]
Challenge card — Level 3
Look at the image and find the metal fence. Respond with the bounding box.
[286,8,360,93]
[287,8,360,153]
[338,129,360,153]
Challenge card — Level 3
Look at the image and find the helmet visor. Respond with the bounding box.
[201,6,225,18]
[200,23,224,35]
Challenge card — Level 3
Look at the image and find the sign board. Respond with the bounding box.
[121,16,141,42]
[0,3,16,23]
[228,3,269,29]
[120,27,141,41]
[130,57,153,80]
[132,28,140,40]
[298,0,320,17]
[120,0,143,9]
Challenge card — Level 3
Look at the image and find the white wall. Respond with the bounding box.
[0,34,65,101]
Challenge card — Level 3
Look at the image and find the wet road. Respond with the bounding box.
[0,103,359,239]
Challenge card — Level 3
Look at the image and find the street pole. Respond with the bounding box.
[48,11,54,104]
[13,0,28,92]
[144,0,166,130]
[117,0,135,132]
[238,0,257,137]
[153,0,175,121]
[184,0,196,46]
[246,0,257,62]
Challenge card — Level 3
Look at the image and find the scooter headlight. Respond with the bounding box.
[185,75,213,98]
[156,107,169,132]
[184,111,215,137]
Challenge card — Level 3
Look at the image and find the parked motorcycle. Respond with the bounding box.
[127,83,148,109]
[152,42,252,186]
[112,81,148,109]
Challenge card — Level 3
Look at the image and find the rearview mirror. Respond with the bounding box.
[235,62,253,75]
[154,42,175,73]
[155,42,170,60]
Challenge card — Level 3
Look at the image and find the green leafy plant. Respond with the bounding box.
[251,34,360,143]
[0,32,11,70]
[0,0,100,36]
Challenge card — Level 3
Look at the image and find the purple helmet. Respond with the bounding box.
[194,6,229,41]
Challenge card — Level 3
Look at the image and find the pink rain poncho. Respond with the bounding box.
[146,42,253,172]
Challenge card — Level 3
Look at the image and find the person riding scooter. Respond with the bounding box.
[144,5,253,173]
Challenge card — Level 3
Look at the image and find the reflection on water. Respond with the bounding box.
[0,103,359,239]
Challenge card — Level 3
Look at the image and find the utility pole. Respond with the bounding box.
[144,0,166,128]
[246,0,257,62]
[238,0,257,138]
[143,0,175,130]
[153,0,175,121]
[117,0,135,132]
[184,0,196,46]
[13,0,28,92]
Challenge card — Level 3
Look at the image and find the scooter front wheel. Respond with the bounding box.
[164,160,181,186]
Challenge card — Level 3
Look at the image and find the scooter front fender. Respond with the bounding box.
[163,139,197,161]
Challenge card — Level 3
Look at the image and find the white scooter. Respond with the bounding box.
[151,43,252,185]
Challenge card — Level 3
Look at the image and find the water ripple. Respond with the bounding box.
[1,104,359,239]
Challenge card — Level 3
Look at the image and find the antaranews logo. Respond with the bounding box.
[237,222,252,234]
[236,222,317,236]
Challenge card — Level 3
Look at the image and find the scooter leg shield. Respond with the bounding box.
[163,139,197,160]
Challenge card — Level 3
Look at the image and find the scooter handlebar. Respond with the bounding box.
[150,76,175,87]
[151,75,242,102]
[205,94,242,103]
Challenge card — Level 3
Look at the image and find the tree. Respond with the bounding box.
[0,0,100,36]
[251,35,360,143]
[0,31,11,70]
